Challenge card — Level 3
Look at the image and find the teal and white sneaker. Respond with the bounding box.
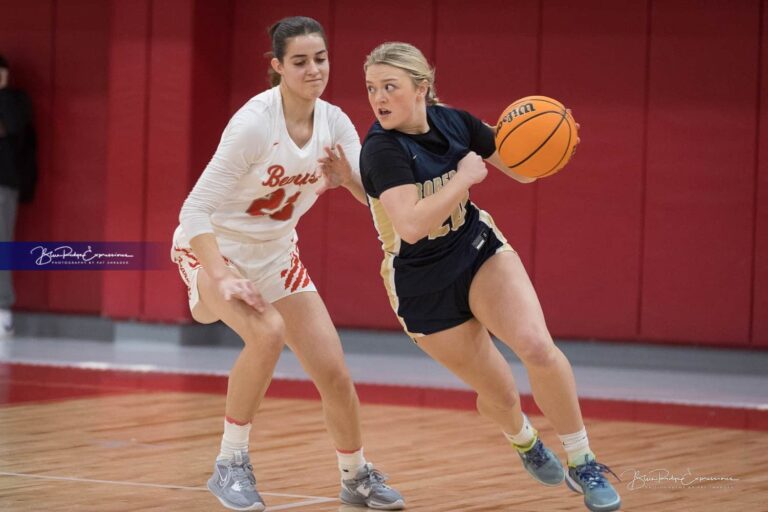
[340,462,405,510]
[516,437,565,486]
[207,451,265,511]
[565,456,621,511]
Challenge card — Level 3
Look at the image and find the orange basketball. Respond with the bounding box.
[495,96,578,178]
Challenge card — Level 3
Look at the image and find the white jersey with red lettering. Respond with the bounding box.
[177,85,361,243]
[171,86,360,320]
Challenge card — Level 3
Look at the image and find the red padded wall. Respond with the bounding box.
[0,0,54,310]
[190,0,234,182]
[535,0,648,339]
[102,0,151,319]
[140,0,196,322]
[754,0,768,347]
[141,0,245,322]
[46,0,109,313]
[641,0,759,345]
[229,0,266,112]
[3,0,768,347]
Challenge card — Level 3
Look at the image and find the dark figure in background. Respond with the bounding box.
[0,54,38,337]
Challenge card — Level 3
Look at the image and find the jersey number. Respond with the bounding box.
[429,200,467,239]
[247,189,301,221]
[418,176,468,240]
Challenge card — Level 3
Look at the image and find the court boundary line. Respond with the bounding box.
[267,498,339,511]
[0,471,338,504]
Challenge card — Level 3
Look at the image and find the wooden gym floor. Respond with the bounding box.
[1,365,766,512]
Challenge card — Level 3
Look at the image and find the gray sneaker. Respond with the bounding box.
[516,438,565,486]
[340,462,405,510]
[207,451,265,511]
[565,456,621,511]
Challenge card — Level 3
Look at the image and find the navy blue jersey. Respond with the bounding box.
[361,105,496,298]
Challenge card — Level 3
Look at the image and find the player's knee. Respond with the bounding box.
[244,310,285,352]
[477,388,518,415]
[317,366,356,400]
[515,329,556,367]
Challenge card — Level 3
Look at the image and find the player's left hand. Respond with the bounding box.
[316,144,352,196]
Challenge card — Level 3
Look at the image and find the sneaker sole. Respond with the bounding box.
[528,472,565,487]
[565,474,621,512]
[340,497,405,510]
[207,481,265,511]
[368,498,405,510]
[565,473,584,495]
[524,466,565,487]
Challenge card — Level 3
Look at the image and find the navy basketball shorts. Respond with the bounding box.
[396,226,514,339]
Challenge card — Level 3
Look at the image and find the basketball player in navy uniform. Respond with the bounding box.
[326,42,621,512]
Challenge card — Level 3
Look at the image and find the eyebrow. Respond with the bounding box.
[289,50,328,59]
[365,78,399,84]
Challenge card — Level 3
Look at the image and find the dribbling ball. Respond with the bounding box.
[495,96,578,178]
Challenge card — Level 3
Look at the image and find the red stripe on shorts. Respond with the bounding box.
[283,252,300,290]
[291,266,307,292]
[176,246,201,269]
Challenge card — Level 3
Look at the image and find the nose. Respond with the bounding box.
[373,88,386,104]
[307,60,319,76]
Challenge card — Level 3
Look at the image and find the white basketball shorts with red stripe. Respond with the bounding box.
[171,226,316,323]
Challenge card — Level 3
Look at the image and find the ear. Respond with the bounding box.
[270,57,283,76]
[417,80,429,98]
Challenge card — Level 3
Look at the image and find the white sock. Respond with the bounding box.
[504,414,537,450]
[337,447,366,480]
[558,427,594,466]
[218,417,251,461]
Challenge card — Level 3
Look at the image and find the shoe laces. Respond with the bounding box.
[573,460,620,490]
[358,464,391,490]
[229,460,257,491]
[521,440,549,468]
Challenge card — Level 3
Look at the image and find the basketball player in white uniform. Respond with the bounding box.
[171,17,403,511]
